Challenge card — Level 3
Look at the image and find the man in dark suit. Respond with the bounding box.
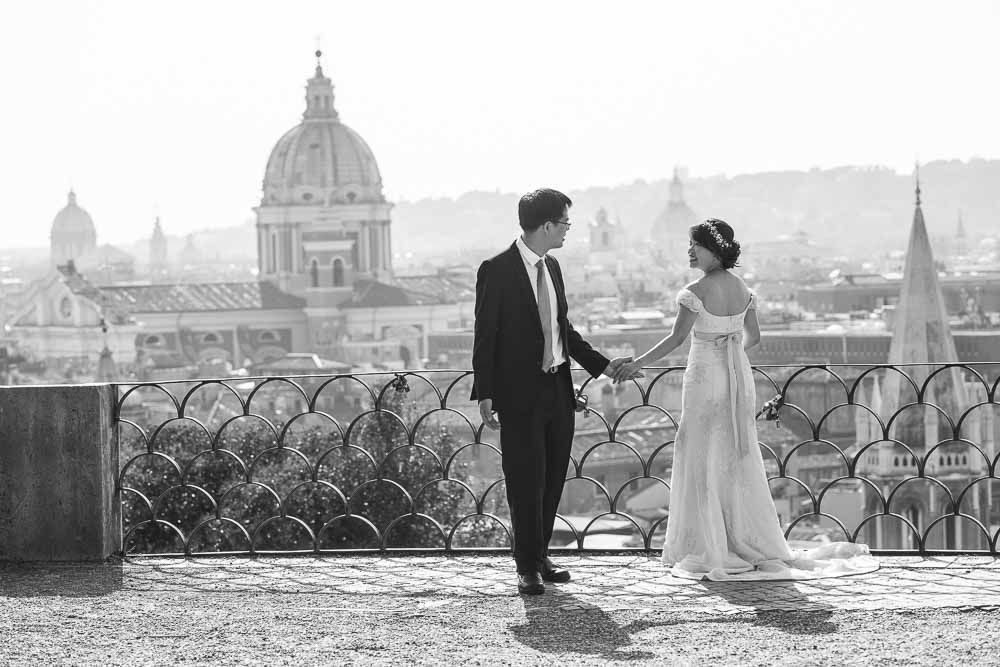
[471,188,637,595]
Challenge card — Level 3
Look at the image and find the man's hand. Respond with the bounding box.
[611,360,644,384]
[605,356,631,376]
[479,399,500,430]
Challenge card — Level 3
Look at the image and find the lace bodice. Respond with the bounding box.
[676,287,756,335]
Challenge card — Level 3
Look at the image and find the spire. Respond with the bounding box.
[914,162,921,207]
[956,210,966,239]
[882,177,967,444]
[668,166,685,204]
[304,49,338,120]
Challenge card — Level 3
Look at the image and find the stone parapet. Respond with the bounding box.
[0,383,119,561]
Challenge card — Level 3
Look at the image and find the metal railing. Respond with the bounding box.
[113,362,1000,556]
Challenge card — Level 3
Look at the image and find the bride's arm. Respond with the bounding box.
[627,306,698,370]
[743,308,761,351]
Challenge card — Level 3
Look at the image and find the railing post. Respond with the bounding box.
[0,383,120,561]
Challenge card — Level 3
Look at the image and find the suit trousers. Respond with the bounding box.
[498,367,575,573]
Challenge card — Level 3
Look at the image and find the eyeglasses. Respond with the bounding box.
[548,219,571,228]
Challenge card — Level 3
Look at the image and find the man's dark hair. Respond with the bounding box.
[518,188,572,232]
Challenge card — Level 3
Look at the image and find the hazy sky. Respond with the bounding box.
[2,0,998,248]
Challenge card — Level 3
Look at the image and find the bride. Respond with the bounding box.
[612,219,876,581]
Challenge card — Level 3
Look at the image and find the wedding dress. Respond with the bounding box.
[661,288,878,581]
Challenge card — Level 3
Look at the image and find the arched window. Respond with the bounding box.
[333,258,345,287]
[202,332,221,345]
[346,191,357,203]
[310,259,319,287]
[258,330,279,343]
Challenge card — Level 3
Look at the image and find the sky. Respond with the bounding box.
[2,0,998,248]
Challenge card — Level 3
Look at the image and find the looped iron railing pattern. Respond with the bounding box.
[113,362,1000,556]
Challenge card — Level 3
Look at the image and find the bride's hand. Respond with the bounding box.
[613,361,643,383]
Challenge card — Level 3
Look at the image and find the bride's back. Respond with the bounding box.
[688,271,751,316]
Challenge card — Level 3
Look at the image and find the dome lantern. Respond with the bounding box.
[304,50,338,121]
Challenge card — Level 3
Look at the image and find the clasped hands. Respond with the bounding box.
[607,356,644,384]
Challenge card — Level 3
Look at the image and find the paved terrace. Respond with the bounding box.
[3,554,1000,665]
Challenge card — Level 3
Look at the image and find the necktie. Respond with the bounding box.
[536,258,555,371]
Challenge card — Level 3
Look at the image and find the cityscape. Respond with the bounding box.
[1,53,998,555]
[3,3,1000,662]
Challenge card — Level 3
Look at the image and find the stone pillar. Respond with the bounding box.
[0,384,120,561]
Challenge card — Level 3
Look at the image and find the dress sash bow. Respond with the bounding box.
[692,330,752,457]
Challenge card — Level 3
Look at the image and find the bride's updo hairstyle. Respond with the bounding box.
[689,218,741,269]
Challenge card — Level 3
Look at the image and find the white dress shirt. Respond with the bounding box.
[515,236,566,369]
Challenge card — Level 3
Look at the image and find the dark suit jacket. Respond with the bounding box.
[470,242,610,413]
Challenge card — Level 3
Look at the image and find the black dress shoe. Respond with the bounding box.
[540,558,571,583]
[517,572,545,595]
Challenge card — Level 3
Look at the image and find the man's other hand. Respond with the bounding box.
[479,399,500,430]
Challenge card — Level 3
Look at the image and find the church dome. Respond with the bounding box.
[51,190,97,240]
[652,168,698,242]
[262,53,384,206]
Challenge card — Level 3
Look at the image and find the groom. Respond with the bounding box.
[471,188,636,595]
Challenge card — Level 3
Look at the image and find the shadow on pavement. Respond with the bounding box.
[0,561,124,597]
[699,580,839,634]
[510,588,656,661]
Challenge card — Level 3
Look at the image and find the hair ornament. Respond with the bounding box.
[702,220,730,249]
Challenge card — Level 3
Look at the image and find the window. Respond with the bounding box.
[346,192,357,203]
[143,335,162,347]
[202,332,221,345]
[269,232,277,273]
[333,258,345,287]
[310,259,319,287]
[258,330,279,344]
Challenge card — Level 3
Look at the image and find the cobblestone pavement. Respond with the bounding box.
[62,554,1000,613]
[3,555,1000,665]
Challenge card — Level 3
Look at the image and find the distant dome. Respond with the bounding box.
[651,168,698,243]
[51,190,96,239]
[262,56,384,206]
[51,190,97,266]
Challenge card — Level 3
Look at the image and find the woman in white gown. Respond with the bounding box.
[613,219,877,581]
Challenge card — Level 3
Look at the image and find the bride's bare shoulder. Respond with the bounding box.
[728,273,752,298]
[684,278,706,298]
